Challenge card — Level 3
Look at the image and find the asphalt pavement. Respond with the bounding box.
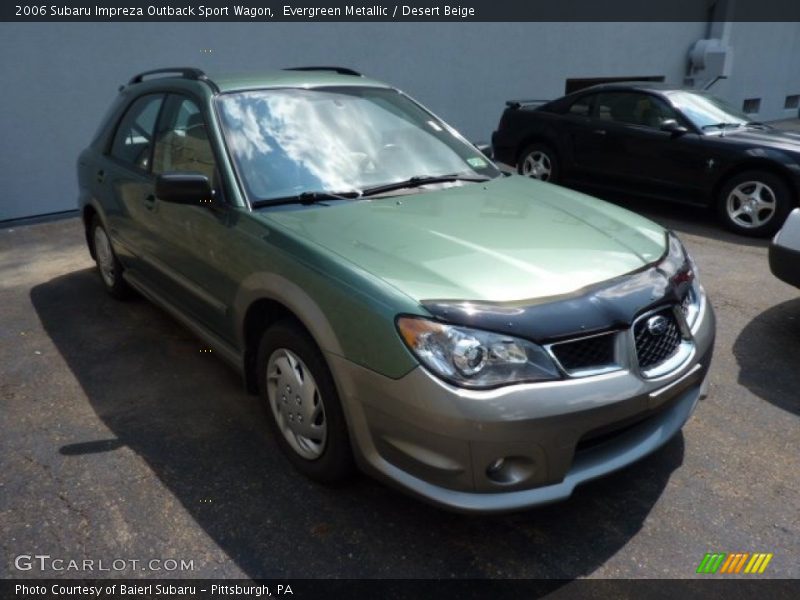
[1,192,798,582]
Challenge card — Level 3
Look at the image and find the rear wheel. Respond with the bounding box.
[518,143,559,183]
[91,216,132,299]
[257,320,354,484]
[717,170,793,237]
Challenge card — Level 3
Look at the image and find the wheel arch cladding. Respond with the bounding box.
[238,279,342,394]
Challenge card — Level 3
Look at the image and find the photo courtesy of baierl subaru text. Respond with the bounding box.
[1,1,799,599]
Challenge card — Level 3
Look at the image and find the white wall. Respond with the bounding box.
[713,22,800,119]
[4,21,798,221]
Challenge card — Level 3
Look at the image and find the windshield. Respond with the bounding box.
[666,90,751,130]
[216,86,500,203]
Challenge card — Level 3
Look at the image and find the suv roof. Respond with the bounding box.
[124,66,391,94]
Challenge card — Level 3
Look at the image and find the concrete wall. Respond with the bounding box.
[713,22,800,119]
[1,21,796,222]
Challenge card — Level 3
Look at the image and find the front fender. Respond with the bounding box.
[233,271,345,357]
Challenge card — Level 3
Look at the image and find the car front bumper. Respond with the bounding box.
[328,296,715,514]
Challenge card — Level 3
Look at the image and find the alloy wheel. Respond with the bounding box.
[726,180,777,229]
[521,151,552,181]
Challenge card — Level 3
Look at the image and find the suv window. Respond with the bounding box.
[596,92,677,128]
[568,95,593,116]
[153,96,216,182]
[110,94,164,170]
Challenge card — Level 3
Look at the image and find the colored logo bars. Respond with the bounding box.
[696,552,773,574]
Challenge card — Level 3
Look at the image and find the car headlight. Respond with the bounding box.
[681,259,704,328]
[396,316,560,388]
[664,232,704,328]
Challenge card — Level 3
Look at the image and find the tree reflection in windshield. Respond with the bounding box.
[666,91,750,130]
[217,87,499,203]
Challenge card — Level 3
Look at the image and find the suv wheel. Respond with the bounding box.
[257,320,354,483]
[91,216,132,299]
[717,170,793,237]
[518,143,559,182]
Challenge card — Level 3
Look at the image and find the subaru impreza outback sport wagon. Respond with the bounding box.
[77,67,715,513]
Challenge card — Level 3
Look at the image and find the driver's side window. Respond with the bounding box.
[596,92,678,129]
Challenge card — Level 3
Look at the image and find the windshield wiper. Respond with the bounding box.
[251,174,491,206]
[745,121,772,130]
[252,190,361,208]
[360,174,490,198]
[701,122,743,131]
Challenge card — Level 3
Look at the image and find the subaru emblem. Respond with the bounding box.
[646,315,668,336]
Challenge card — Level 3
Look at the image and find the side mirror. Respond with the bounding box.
[660,119,689,136]
[473,142,494,159]
[155,172,214,205]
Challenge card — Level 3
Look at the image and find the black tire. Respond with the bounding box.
[517,143,560,183]
[716,170,793,237]
[90,216,132,299]
[256,320,355,484]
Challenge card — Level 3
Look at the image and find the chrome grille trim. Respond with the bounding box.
[632,305,695,379]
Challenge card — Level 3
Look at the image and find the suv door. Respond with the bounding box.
[101,93,165,275]
[142,93,236,341]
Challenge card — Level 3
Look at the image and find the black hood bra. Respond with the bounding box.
[422,233,694,344]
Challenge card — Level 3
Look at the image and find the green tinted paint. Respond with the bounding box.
[263,175,667,303]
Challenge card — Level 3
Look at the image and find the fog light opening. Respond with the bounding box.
[485,455,536,485]
[487,457,505,475]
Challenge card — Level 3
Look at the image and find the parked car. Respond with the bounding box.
[492,82,800,237]
[78,67,715,513]
[769,208,800,288]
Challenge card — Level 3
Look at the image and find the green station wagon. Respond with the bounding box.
[77,67,715,513]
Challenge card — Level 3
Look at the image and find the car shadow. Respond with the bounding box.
[732,297,800,416]
[31,268,684,580]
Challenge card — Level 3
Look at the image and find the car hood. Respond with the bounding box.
[721,127,800,152]
[261,176,667,303]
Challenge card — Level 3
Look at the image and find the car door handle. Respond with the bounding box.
[144,194,156,211]
[593,129,607,136]
[96,170,105,183]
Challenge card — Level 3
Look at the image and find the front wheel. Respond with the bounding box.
[717,170,793,237]
[256,320,354,484]
[517,143,559,183]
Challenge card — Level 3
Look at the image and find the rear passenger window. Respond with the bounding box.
[110,94,164,170]
[568,95,593,116]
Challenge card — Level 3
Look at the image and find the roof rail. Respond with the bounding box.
[505,99,550,109]
[285,66,363,77]
[128,67,208,85]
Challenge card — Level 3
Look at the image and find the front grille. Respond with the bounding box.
[634,308,683,369]
[551,332,616,373]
